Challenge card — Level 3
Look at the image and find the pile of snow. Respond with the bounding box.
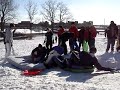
[0,32,120,90]
[15,29,47,34]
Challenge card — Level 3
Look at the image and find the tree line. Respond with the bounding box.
[0,0,73,32]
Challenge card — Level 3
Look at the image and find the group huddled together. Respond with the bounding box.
[4,21,120,72]
[30,21,120,72]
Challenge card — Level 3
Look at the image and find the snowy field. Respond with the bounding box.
[0,32,120,90]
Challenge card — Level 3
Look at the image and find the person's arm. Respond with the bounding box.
[12,28,17,37]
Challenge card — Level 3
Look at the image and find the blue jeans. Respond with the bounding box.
[88,38,95,49]
[69,38,79,51]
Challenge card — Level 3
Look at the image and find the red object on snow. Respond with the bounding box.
[22,69,43,76]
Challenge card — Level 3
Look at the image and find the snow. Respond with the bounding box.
[0,31,120,90]
[15,29,47,34]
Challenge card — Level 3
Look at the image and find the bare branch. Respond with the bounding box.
[25,0,38,22]
[57,2,73,22]
[0,0,18,31]
[41,0,58,23]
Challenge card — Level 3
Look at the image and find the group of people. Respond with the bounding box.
[57,22,97,54]
[44,22,97,56]
[3,21,119,73]
[43,21,120,55]
[31,22,115,72]
[31,44,113,72]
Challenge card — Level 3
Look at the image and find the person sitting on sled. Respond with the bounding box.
[31,44,47,63]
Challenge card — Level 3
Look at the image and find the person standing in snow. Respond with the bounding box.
[57,26,68,55]
[78,26,89,51]
[44,28,53,51]
[69,22,79,52]
[88,25,97,49]
[4,23,16,57]
[105,21,118,52]
[57,26,65,45]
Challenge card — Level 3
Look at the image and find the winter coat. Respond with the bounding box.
[89,26,97,39]
[45,31,53,42]
[105,24,118,39]
[79,27,89,41]
[69,25,79,38]
[5,28,13,44]
[31,47,46,58]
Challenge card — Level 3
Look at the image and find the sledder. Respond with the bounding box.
[31,44,47,64]
[33,47,113,73]
[53,47,114,72]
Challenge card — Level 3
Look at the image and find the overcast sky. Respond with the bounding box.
[15,0,120,25]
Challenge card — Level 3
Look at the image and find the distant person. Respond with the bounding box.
[4,23,16,57]
[78,26,89,51]
[57,26,65,45]
[57,26,67,54]
[105,21,118,52]
[31,44,47,63]
[88,25,97,49]
[69,22,79,51]
[44,28,53,51]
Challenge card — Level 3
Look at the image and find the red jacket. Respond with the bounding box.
[89,26,97,39]
[57,28,64,37]
[84,29,89,40]
[69,25,79,38]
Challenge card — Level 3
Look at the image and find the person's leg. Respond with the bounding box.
[88,38,95,49]
[62,42,67,55]
[106,39,111,52]
[5,43,11,57]
[69,38,74,51]
[88,39,91,49]
[79,40,83,51]
[45,50,60,65]
[111,38,115,51]
[91,38,95,47]
[50,41,52,50]
[73,39,79,51]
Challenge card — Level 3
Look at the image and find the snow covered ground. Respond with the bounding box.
[0,32,120,90]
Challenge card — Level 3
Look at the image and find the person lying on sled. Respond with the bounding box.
[31,44,47,63]
[53,47,113,72]
[32,45,64,69]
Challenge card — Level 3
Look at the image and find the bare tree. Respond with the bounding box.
[0,0,17,31]
[25,0,37,37]
[57,2,73,24]
[41,0,59,30]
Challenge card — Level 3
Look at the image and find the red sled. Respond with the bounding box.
[22,69,43,76]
